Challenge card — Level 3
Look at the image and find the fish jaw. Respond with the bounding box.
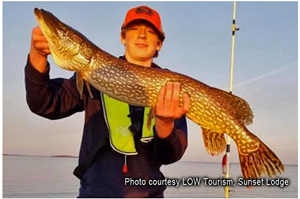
[34,8,95,73]
[34,8,62,55]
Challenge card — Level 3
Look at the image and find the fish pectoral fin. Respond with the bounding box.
[76,73,94,99]
[201,127,226,156]
[76,72,84,99]
[85,81,94,99]
[147,107,156,131]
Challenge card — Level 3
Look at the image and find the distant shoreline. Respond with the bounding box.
[2,154,298,166]
[3,154,78,158]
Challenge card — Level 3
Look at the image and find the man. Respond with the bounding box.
[25,5,190,197]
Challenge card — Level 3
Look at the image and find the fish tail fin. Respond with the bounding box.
[201,127,226,156]
[239,138,285,180]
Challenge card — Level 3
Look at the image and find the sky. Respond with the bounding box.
[3,2,298,165]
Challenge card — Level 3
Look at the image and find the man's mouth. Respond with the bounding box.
[135,43,148,48]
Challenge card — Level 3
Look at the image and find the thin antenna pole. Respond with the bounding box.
[224,1,238,198]
[229,1,238,93]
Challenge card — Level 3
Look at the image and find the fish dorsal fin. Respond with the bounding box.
[201,127,226,156]
[213,88,254,126]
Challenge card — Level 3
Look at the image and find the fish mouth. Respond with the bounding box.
[34,8,41,18]
[33,8,65,61]
[34,8,54,23]
[34,8,43,26]
[33,8,61,38]
[34,8,50,26]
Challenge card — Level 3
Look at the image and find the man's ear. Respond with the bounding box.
[120,32,126,45]
[156,40,163,51]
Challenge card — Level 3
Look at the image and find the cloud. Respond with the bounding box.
[234,62,297,88]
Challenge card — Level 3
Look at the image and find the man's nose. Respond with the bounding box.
[138,28,146,39]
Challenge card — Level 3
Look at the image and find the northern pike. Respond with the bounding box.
[34,8,284,180]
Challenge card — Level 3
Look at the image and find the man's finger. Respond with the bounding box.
[33,34,48,42]
[164,82,173,110]
[156,85,166,111]
[33,26,44,35]
[171,82,180,108]
[34,42,50,55]
[182,93,190,113]
[35,42,50,50]
[174,93,190,118]
[42,49,51,54]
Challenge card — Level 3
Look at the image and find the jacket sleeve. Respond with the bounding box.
[25,55,84,119]
[153,116,188,165]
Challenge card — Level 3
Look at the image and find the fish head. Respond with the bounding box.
[34,8,94,72]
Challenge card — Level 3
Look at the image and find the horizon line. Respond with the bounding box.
[3,153,298,166]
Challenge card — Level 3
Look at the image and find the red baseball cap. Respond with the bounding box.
[122,5,165,40]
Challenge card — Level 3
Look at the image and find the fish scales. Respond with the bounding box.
[34,8,284,181]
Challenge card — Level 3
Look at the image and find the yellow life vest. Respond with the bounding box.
[101,93,155,155]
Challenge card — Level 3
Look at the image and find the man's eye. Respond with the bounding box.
[148,30,155,34]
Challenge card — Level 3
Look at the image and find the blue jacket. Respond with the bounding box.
[25,55,188,198]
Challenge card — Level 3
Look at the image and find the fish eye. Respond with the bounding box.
[57,27,68,36]
[63,29,68,35]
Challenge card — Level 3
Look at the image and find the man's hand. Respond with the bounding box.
[29,26,51,73]
[155,82,190,138]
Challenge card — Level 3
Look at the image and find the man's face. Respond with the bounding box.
[121,20,162,63]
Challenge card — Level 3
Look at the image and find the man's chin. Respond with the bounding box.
[134,54,153,61]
